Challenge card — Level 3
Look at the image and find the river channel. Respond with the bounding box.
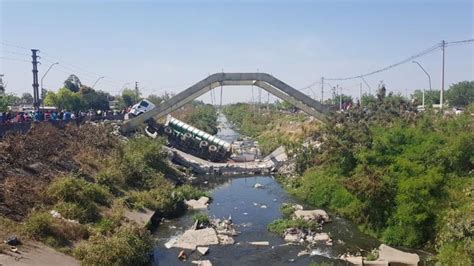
[152,113,380,265]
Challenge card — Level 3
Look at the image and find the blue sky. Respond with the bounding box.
[1,0,472,103]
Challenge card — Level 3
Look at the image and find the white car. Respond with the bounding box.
[127,99,156,118]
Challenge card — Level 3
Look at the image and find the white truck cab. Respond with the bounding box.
[127,99,156,118]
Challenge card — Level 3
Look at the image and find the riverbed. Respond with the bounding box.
[151,113,381,265]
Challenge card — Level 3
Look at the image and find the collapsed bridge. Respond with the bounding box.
[121,72,331,133]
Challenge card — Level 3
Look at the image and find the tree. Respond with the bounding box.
[361,93,377,107]
[412,90,440,107]
[147,94,164,105]
[21,92,34,104]
[81,90,110,110]
[0,94,20,112]
[44,88,82,111]
[120,89,140,108]
[446,81,474,107]
[64,74,82,93]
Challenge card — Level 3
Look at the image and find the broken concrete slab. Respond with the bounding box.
[294,209,330,222]
[197,246,209,255]
[362,259,389,266]
[249,241,270,246]
[340,255,363,265]
[378,244,419,266]
[192,260,213,266]
[123,208,155,228]
[185,196,210,210]
[173,228,219,250]
[313,233,330,242]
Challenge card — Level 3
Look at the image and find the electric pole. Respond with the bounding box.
[31,49,40,111]
[321,77,324,103]
[359,83,362,105]
[135,81,139,100]
[440,40,446,110]
[339,86,342,110]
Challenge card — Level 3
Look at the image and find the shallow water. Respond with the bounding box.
[152,175,381,266]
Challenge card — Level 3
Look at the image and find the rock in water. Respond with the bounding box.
[192,260,213,266]
[173,228,219,250]
[197,246,209,255]
[185,196,210,210]
[294,209,330,223]
[253,183,264,188]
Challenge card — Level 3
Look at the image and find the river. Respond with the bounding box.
[152,113,380,265]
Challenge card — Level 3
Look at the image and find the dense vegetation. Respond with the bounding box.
[286,89,473,263]
[0,124,206,265]
[223,103,317,155]
[178,101,218,134]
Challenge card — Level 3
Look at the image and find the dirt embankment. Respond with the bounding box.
[0,122,118,221]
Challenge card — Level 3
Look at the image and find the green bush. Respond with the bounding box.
[24,211,54,239]
[267,218,317,235]
[174,184,209,201]
[54,202,99,223]
[74,225,153,266]
[24,211,88,247]
[192,213,210,227]
[48,176,111,206]
[280,204,296,219]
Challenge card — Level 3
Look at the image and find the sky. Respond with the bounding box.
[1,0,473,104]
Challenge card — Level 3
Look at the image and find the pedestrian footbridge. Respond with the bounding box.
[121,73,331,133]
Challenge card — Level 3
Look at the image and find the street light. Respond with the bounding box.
[412,60,431,107]
[92,76,105,89]
[40,62,59,108]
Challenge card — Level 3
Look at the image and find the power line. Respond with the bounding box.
[326,43,441,81]
[0,50,31,57]
[0,56,30,63]
[446,39,474,46]
[1,42,29,51]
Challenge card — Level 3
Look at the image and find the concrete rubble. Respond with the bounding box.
[173,228,219,250]
[248,241,270,246]
[192,260,213,266]
[294,209,330,223]
[185,196,210,210]
[340,244,419,266]
[173,216,239,250]
[197,246,209,255]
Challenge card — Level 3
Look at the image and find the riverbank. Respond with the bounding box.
[223,102,474,264]
[0,121,209,265]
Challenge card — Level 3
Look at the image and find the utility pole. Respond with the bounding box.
[440,40,446,110]
[267,92,270,111]
[31,49,40,111]
[332,86,336,105]
[135,81,139,100]
[359,83,362,105]
[339,86,342,110]
[321,77,324,103]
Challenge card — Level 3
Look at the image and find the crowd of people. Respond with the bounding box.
[0,109,125,124]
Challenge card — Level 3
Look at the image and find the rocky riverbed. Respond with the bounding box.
[151,175,388,265]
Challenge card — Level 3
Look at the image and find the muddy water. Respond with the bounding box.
[151,113,380,265]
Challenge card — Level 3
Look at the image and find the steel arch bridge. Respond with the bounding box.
[121,73,331,133]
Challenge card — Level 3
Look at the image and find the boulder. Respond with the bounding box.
[378,244,419,266]
[254,183,264,188]
[217,234,235,245]
[313,233,330,242]
[283,228,304,243]
[173,228,219,250]
[294,209,330,222]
